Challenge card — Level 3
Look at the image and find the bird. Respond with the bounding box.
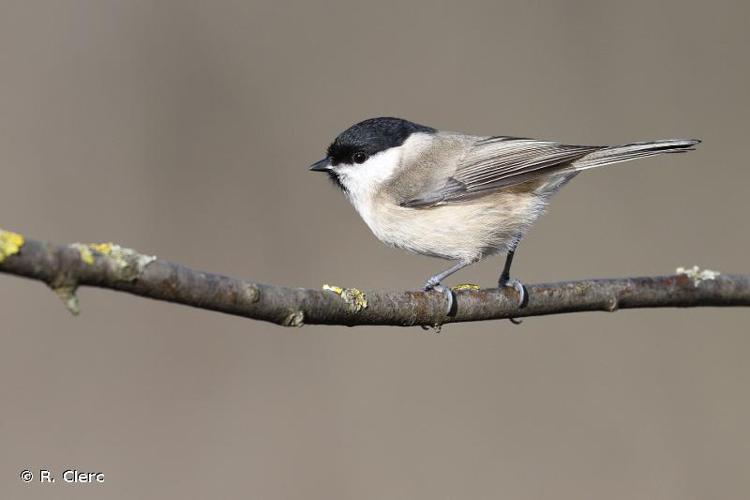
[309,117,699,311]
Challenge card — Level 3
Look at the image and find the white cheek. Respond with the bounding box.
[335,147,402,199]
[333,147,402,231]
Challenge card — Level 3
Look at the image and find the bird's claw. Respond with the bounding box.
[423,278,439,291]
[423,282,454,316]
[498,277,527,307]
[498,277,527,324]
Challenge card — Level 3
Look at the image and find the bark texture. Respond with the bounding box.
[1,233,748,328]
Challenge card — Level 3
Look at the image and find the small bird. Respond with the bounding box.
[310,117,699,309]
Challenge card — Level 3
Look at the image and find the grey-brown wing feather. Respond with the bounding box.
[401,137,602,208]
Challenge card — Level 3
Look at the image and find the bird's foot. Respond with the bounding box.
[422,276,440,291]
[498,276,527,324]
[423,280,454,317]
[498,276,527,306]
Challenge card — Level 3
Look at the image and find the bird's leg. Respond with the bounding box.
[423,260,474,315]
[498,248,527,310]
[498,248,516,284]
[423,260,474,290]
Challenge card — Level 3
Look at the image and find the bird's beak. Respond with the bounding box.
[309,157,331,172]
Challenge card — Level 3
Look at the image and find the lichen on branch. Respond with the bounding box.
[1,231,749,328]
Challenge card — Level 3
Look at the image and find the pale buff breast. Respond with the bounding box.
[362,190,548,262]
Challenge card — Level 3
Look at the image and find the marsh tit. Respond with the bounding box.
[310,117,699,309]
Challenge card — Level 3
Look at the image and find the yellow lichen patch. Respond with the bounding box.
[70,243,95,265]
[322,284,344,295]
[322,284,368,312]
[342,288,368,312]
[451,283,481,291]
[88,242,113,255]
[676,265,720,286]
[71,241,156,280]
[0,229,24,263]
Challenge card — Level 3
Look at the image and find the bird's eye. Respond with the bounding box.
[352,151,368,164]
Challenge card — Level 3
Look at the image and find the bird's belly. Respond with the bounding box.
[357,194,547,262]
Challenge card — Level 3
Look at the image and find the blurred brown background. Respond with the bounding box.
[1,0,748,498]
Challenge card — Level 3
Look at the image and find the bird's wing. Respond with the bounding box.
[401,136,602,208]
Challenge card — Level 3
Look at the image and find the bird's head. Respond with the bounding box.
[309,117,436,192]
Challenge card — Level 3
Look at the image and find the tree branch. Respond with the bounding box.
[1,230,748,327]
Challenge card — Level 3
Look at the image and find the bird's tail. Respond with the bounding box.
[572,139,700,171]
